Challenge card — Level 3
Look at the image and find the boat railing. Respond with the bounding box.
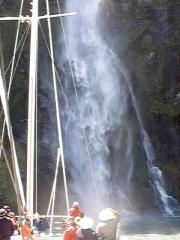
[15,215,69,236]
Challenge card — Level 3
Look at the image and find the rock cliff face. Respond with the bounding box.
[100,0,180,201]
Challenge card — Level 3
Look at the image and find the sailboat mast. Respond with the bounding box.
[26,0,38,218]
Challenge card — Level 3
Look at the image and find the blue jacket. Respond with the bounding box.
[76,228,100,240]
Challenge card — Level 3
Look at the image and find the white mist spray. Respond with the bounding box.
[60,0,132,215]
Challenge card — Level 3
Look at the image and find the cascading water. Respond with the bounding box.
[43,0,179,216]
[110,55,179,216]
[59,0,133,215]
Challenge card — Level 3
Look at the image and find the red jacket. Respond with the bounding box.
[63,226,78,240]
[21,223,32,240]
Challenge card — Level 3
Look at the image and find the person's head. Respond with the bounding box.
[72,201,79,208]
[79,217,94,229]
[98,208,116,222]
[33,212,39,220]
[0,208,6,219]
[3,205,11,213]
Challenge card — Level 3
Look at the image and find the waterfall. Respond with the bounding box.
[48,0,179,216]
[59,0,133,215]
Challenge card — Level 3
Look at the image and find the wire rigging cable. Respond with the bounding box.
[38,21,71,114]
[4,23,30,76]
[8,0,25,97]
[2,146,17,192]
[45,0,69,215]
[0,67,25,210]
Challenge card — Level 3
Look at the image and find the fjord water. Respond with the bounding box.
[57,0,179,216]
[121,214,180,240]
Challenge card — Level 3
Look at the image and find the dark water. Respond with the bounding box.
[120,215,180,240]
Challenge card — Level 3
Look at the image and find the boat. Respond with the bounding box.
[0,0,77,237]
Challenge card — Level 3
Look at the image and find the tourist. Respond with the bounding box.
[96,208,120,240]
[3,205,15,219]
[0,208,14,240]
[76,217,100,240]
[3,205,17,230]
[20,217,32,240]
[69,202,82,218]
[63,217,79,240]
[35,217,49,233]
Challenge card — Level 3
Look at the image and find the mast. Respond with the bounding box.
[26,0,38,218]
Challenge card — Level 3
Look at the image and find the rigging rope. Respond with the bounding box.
[48,148,61,235]
[2,145,17,193]
[56,0,100,206]
[0,23,30,160]
[38,21,71,116]
[8,0,25,98]
[0,67,25,210]
[45,0,69,214]
[4,23,30,77]
[10,24,30,83]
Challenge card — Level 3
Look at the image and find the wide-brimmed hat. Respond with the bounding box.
[79,217,94,229]
[0,208,6,217]
[98,208,116,221]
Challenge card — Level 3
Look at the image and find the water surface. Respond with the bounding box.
[121,215,180,240]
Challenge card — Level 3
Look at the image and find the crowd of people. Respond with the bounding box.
[0,202,120,240]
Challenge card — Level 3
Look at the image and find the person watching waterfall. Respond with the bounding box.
[69,202,83,218]
[96,208,120,240]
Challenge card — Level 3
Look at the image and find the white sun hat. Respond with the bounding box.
[79,217,94,229]
[98,208,117,221]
